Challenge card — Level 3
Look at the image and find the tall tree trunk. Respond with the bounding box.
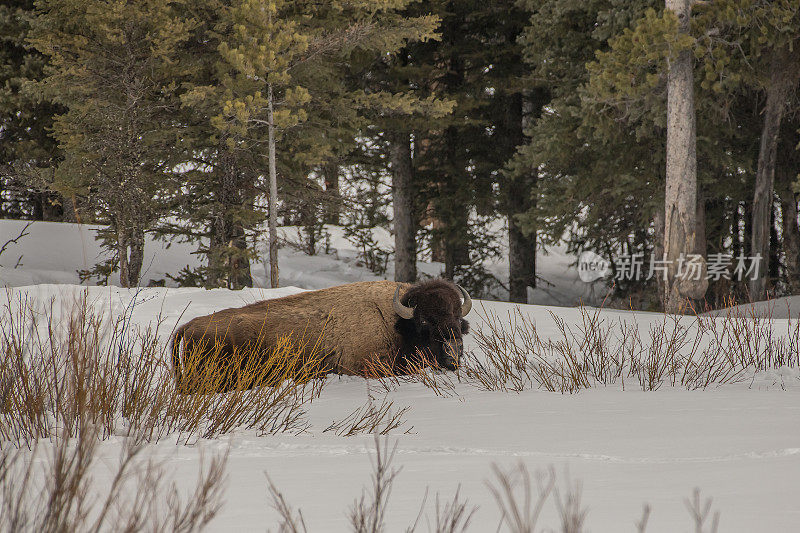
[117,231,131,288]
[63,194,78,223]
[32,192,63,221]
[653,209,666,303]
[506,92,545,303]
[743,200,753,258]
[696,189,707,277]
[441,127,470,280]
[389,129,417,282]
[429,212,446,263]
[229,222,252,289]
[126,227,145,287]
[508,212,536,303]
[414,135,446,263]
[780,190,800,293]
[322,160,341,225]
[268,83,279,288]
[769,205,780,282]
[208,156,252,290]
[776,138,800,294]
[115,226,143,288]
[663,0,708,313]
[32,192,44,221]
[732,201,742,260]
[749,45,800,300]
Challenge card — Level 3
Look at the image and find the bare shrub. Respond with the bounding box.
[430,487,476,533]
[467,304,798,393]
[487,463,555,533]
[635,504,651,533]
[0,291,323,447]
[265,444,729,533]
[0,416,227,532]
[349,436,399,533]
[684,488,719,533]
[266,436,476,533]
[698,303,800,370]
[0,222,30,262]
[488,463,725,533]
[553,477,587,533]
[462,309,539,392]
[362,353,458,398]
[324,396,412,436]
[348,436,475,533]
[267,476,309,533]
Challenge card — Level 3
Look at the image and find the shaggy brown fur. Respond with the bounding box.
[171,279,470,392]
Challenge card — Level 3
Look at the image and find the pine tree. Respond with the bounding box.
[471,1,549,303]
[734,1,800,299]
[516,0,800,307]
[173,0,312,289]
[375,0,528,295]
[513,1,666,305]
[171,0,443,289]
[0,0,63,220]
[29,0,192,287]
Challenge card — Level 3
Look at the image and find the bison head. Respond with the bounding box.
[392,279,472,371]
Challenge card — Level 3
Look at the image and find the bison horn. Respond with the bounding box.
[393,285,415,319]
[456,284,472,317]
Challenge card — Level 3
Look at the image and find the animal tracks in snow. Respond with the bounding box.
[223,439,800,465]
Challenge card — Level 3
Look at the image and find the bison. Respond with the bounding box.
[171,279,472,391]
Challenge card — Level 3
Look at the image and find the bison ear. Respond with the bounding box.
[460,319,470,334]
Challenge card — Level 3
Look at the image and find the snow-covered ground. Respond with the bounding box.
[2,219,799,531]
[0,218,603,306]
[702,294,800,320]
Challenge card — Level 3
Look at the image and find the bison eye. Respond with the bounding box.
[419,318,430,327]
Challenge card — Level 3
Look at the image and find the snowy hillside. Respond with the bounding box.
[0,218,604,306]
[1,219,799,532]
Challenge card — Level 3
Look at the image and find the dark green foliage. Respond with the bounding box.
[514,0,800,307]
[27,0,193,286]
[0,0,63,220]
[1,0,798,307]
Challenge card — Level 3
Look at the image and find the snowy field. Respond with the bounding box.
[1,219,799,532]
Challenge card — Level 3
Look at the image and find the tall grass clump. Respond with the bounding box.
[466,305,799,393]
[0,291,325,447]
[362,353,458,398]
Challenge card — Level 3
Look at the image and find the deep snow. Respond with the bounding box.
[1,219,799,531]
[2,284,798,532]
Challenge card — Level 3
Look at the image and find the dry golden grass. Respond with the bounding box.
[0,291,325,447]
[466,305,799,394]
[362,353,458,398]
